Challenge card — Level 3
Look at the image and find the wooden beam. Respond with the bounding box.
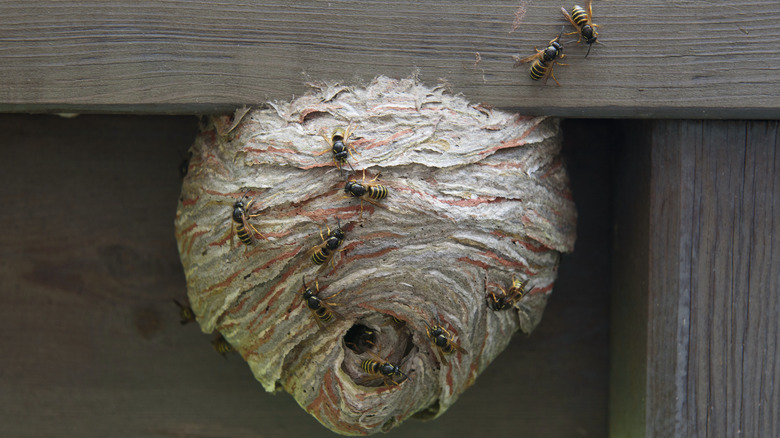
[613,120,780,436]
[1,1,779,118]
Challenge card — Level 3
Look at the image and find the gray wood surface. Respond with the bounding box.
[0,115,609,437]
[1,1,779,118]
[613,120,780,437]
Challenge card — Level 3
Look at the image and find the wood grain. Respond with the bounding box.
[0,115,609,437]
[616,120,780,437]
[1,1,779,118]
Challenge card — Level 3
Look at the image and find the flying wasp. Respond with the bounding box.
[361,350,411,386]
[344,166,389,218]
[173,298,195,325]
[211,334,234,358]
[310,220,346,266]
[231,191,265,247]
[321,123,357,172]
[486,275,530,311]
[561,0,600,57]
[423,322,468,366]
[298,276,343,328]
[513,30,567,86]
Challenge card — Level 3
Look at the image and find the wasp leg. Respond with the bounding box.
[329,247,346,267]
[247,222,266,240]
[545,64,562,87]
[326,288,346,301]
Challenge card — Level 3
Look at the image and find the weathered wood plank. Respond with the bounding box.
[1,1,779,118]
[0,115,610,437]
[616,120,780,437]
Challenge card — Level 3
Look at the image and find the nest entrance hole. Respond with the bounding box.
[344,323,377,354]
[340,314,415,387]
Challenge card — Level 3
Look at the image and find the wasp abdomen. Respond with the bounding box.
[236,222,253,245]
[367,185,388,200]
[313,306,333,323]
[530,60,549,81]
[311,248,330,264]
[571,5,589,26]
[361,359,379,374]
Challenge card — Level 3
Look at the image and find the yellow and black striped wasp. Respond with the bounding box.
[321,123,357,172]
[513,30,567,86]
[298,276,342,328]
[310,220,346,266]
[486,275,530,311]
[211,333,234,358]
[423,321,468,366]
[231,191,265,247]
[361,350,411,387]
[344,324,377,354]
[344,165,389,218]
[561,0,600,57]
[173,298,195,325]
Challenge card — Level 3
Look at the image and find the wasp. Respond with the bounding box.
[487,275,530,311]
[344,166,388,217]
[211,334,234,358]
[424,322,468,365]
[361,351,411,386]
[321,123,357,172]
[179,151,191,179]
[310,220,346,266]
[513,30,567,86]
[299,276,342,328]
[344,324,377,353]
[231,192,265,247]
[173,298,195,325]
[561,0,599,57]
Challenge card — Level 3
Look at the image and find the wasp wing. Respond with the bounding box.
[513,51,543,67]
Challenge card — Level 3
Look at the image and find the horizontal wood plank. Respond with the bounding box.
[1,0,779,118]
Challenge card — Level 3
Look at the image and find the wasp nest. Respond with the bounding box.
[175,77,576,435]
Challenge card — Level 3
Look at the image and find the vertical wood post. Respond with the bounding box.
[612,120,780,437]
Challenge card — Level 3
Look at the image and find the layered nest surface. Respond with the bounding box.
[174,77,576,435]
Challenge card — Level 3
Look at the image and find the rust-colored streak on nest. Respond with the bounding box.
[174,77,576,435]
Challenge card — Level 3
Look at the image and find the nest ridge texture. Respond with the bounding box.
[174,76,576,435]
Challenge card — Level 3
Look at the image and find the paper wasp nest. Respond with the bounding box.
[175,77,576,435]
